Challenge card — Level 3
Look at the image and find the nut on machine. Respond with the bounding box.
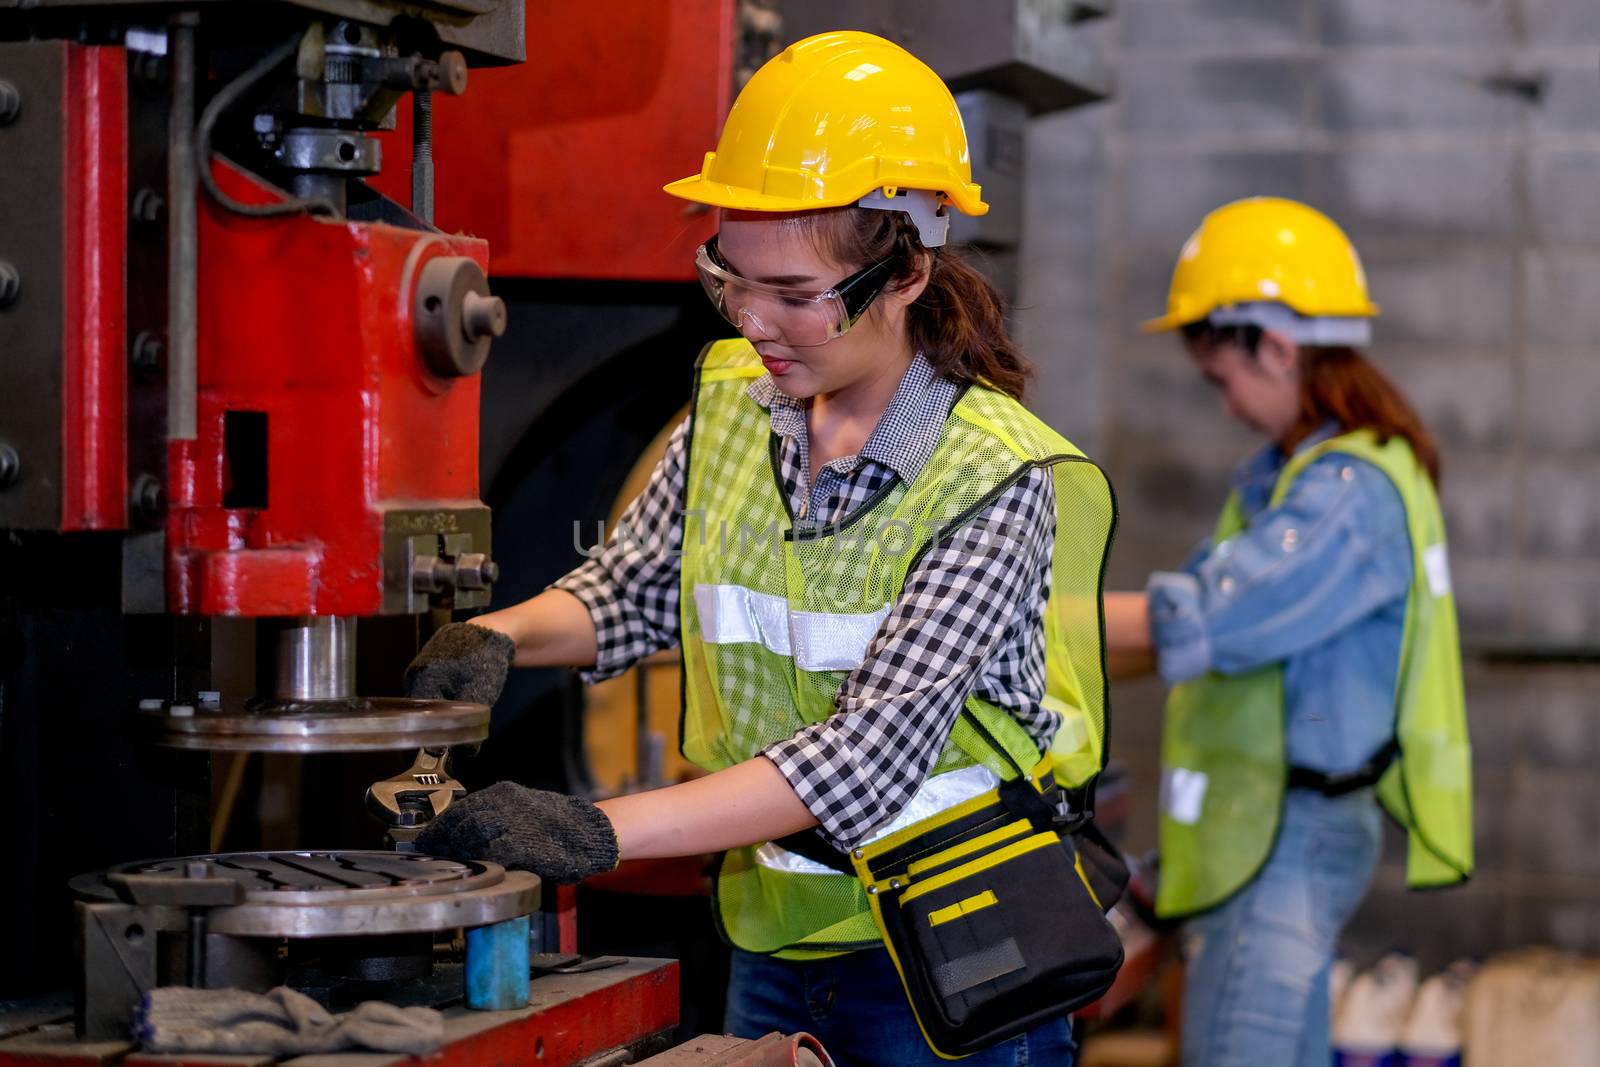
[0,4,680,1063]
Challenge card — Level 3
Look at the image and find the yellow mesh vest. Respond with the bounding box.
[680,339,1116,957]
[1155,430,1473,919]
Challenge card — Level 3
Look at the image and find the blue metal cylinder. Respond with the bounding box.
[464,915,531,1010]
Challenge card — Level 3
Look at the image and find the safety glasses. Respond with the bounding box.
[694,236,894,348]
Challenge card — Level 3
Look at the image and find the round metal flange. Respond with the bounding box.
[72,851,538,938]
[275,127,381,175]
[414,256,505,379]
[140,696,489,752]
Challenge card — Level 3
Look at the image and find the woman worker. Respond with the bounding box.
[1104,197,1473,1066]
[403,31,1115,1066]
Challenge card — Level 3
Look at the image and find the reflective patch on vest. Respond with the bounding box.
[1423,543,1453,598]
[693,583,891,672]
[755,764,1002,875]
[1162,767,1209,826]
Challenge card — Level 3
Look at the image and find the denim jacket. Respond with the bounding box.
[1146,425,1413,774]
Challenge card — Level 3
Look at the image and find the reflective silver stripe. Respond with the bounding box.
[693,583,890,673]
[755,764,1002,876]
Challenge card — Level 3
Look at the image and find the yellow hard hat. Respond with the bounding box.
[1142,197,1380,333]
[663,30,988,220]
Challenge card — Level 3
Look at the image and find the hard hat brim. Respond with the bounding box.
[663,173,990,219]
[1142,303,1382,336]
[1140,312,1198,334]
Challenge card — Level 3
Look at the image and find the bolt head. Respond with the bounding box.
[0,261,19,308]
[0,80,19,126]
[131,188,165,225]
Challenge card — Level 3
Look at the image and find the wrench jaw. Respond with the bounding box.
[366,747,467,850]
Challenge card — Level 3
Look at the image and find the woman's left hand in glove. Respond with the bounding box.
[415,781,620,884]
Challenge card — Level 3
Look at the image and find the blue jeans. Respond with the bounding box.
[1181,789,1382,1067]
[725,945,1077,1067]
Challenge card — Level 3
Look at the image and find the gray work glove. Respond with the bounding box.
[416,781,620,884]
[403,622,515,705]
[137,986,444,1055]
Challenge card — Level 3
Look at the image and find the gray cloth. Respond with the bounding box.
[416,781,619,884]
[137,986,445,1055]
[404,622,515,705]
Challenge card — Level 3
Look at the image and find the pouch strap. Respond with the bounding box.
[769,710,1081,872]
[1287,738,1398,797]
[770,828,855,875]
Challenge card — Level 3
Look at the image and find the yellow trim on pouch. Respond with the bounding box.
[906,819,1032,879]
[902,832,1060,903]
[928,889,999,927]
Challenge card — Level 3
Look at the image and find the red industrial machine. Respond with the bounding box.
[0,1,1126,1062]
[0,3,760,1064]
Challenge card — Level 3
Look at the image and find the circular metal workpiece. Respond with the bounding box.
[73,851,538,938]
[140,696,490,752]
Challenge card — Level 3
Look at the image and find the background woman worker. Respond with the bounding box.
[1104,197,1474,1067]
[402,32,1116,1066]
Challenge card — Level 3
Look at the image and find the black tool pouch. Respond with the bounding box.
[849,751,1125,1058]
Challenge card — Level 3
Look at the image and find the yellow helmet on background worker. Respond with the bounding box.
[1143,197,1380,346]
[663,30,986,248]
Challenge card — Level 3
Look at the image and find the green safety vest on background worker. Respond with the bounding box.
[678,338,1116,958]
[1156,429,1473,919]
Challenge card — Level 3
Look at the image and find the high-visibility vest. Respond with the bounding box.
[680,339,1117,958]
[1156,430,1473,919]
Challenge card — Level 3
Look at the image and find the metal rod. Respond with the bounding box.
[274,616,357,701]
[187,911,207,986]
[289,172,347,218]
[412,89,434,224]
[167,13,199,441]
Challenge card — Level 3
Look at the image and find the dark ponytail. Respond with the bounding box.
[796,206,1033,400]
[1292,346,1443,487]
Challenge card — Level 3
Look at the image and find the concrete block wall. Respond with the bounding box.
[1015,0,1600,966]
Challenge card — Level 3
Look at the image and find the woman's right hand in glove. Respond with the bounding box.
[403,622,516,706]
[416,781,620,884]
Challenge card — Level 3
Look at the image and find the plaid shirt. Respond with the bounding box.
[555,354,1058,847]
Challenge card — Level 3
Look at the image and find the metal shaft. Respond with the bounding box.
[274,616,357,701]
[187,911,207,986]
[167,13,199,441]
[412,89,434,224]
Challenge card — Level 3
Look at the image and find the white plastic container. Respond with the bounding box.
[1333,953,1420,1067]
[1399,960,1474,1067]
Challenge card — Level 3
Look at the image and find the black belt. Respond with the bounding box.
[1287,738,1399,797]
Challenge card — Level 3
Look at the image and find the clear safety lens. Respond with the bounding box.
[695,244,855,349]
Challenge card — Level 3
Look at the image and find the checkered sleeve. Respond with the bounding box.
[552,417,688,682]
[763,467,1057,848]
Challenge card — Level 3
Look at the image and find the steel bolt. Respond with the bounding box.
[132,474,165,524]
[132,187,165,225]
[0,444,19,489]
[454,552,501,590]
[411,554,454,595]
[0,260,18,308]
[0,80,19,126]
